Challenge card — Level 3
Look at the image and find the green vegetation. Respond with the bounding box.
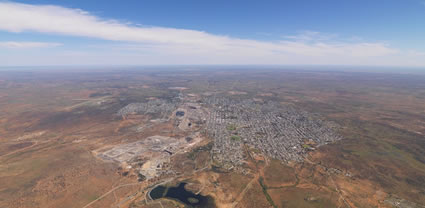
[230,135,241,141]
[251,148,261,153]
[187,142,213,159]
[302,144,312,149]
[226,124,237,131]
[259,177,277,208]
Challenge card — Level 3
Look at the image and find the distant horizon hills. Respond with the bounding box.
[1,65,425,75]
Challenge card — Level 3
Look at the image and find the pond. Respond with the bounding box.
[149,182,215,207]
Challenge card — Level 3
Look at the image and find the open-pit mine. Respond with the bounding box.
[1,68,424,208]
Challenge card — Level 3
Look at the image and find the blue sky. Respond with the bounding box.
[0,0,425,66]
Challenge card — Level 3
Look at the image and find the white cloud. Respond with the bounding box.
[0,2,422,66]
[283,31,338,42]
[0,2,229,47]
[0,41,61,49]
[408,50,425,56]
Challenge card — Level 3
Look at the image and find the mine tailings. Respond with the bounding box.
[150,182,215,207]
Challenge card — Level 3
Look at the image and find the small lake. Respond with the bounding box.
[150,182,215,207]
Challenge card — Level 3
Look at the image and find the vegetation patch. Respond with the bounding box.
[230,135,241,141]
[226,124,237,131]
[187,142,213,160]
[302,144,312,149]
[259,176,278,208]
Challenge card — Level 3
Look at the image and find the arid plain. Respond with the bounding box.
[0,68,424,208]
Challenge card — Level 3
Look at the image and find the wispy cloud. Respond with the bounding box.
[0,2,422,66]
[408,50,425,56]
[0,41,61,49]
[283,31,339,42]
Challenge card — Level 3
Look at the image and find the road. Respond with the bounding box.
[81,182,141,208]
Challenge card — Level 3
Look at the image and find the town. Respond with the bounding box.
[111,94,342,173]
[204,97,342,169]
